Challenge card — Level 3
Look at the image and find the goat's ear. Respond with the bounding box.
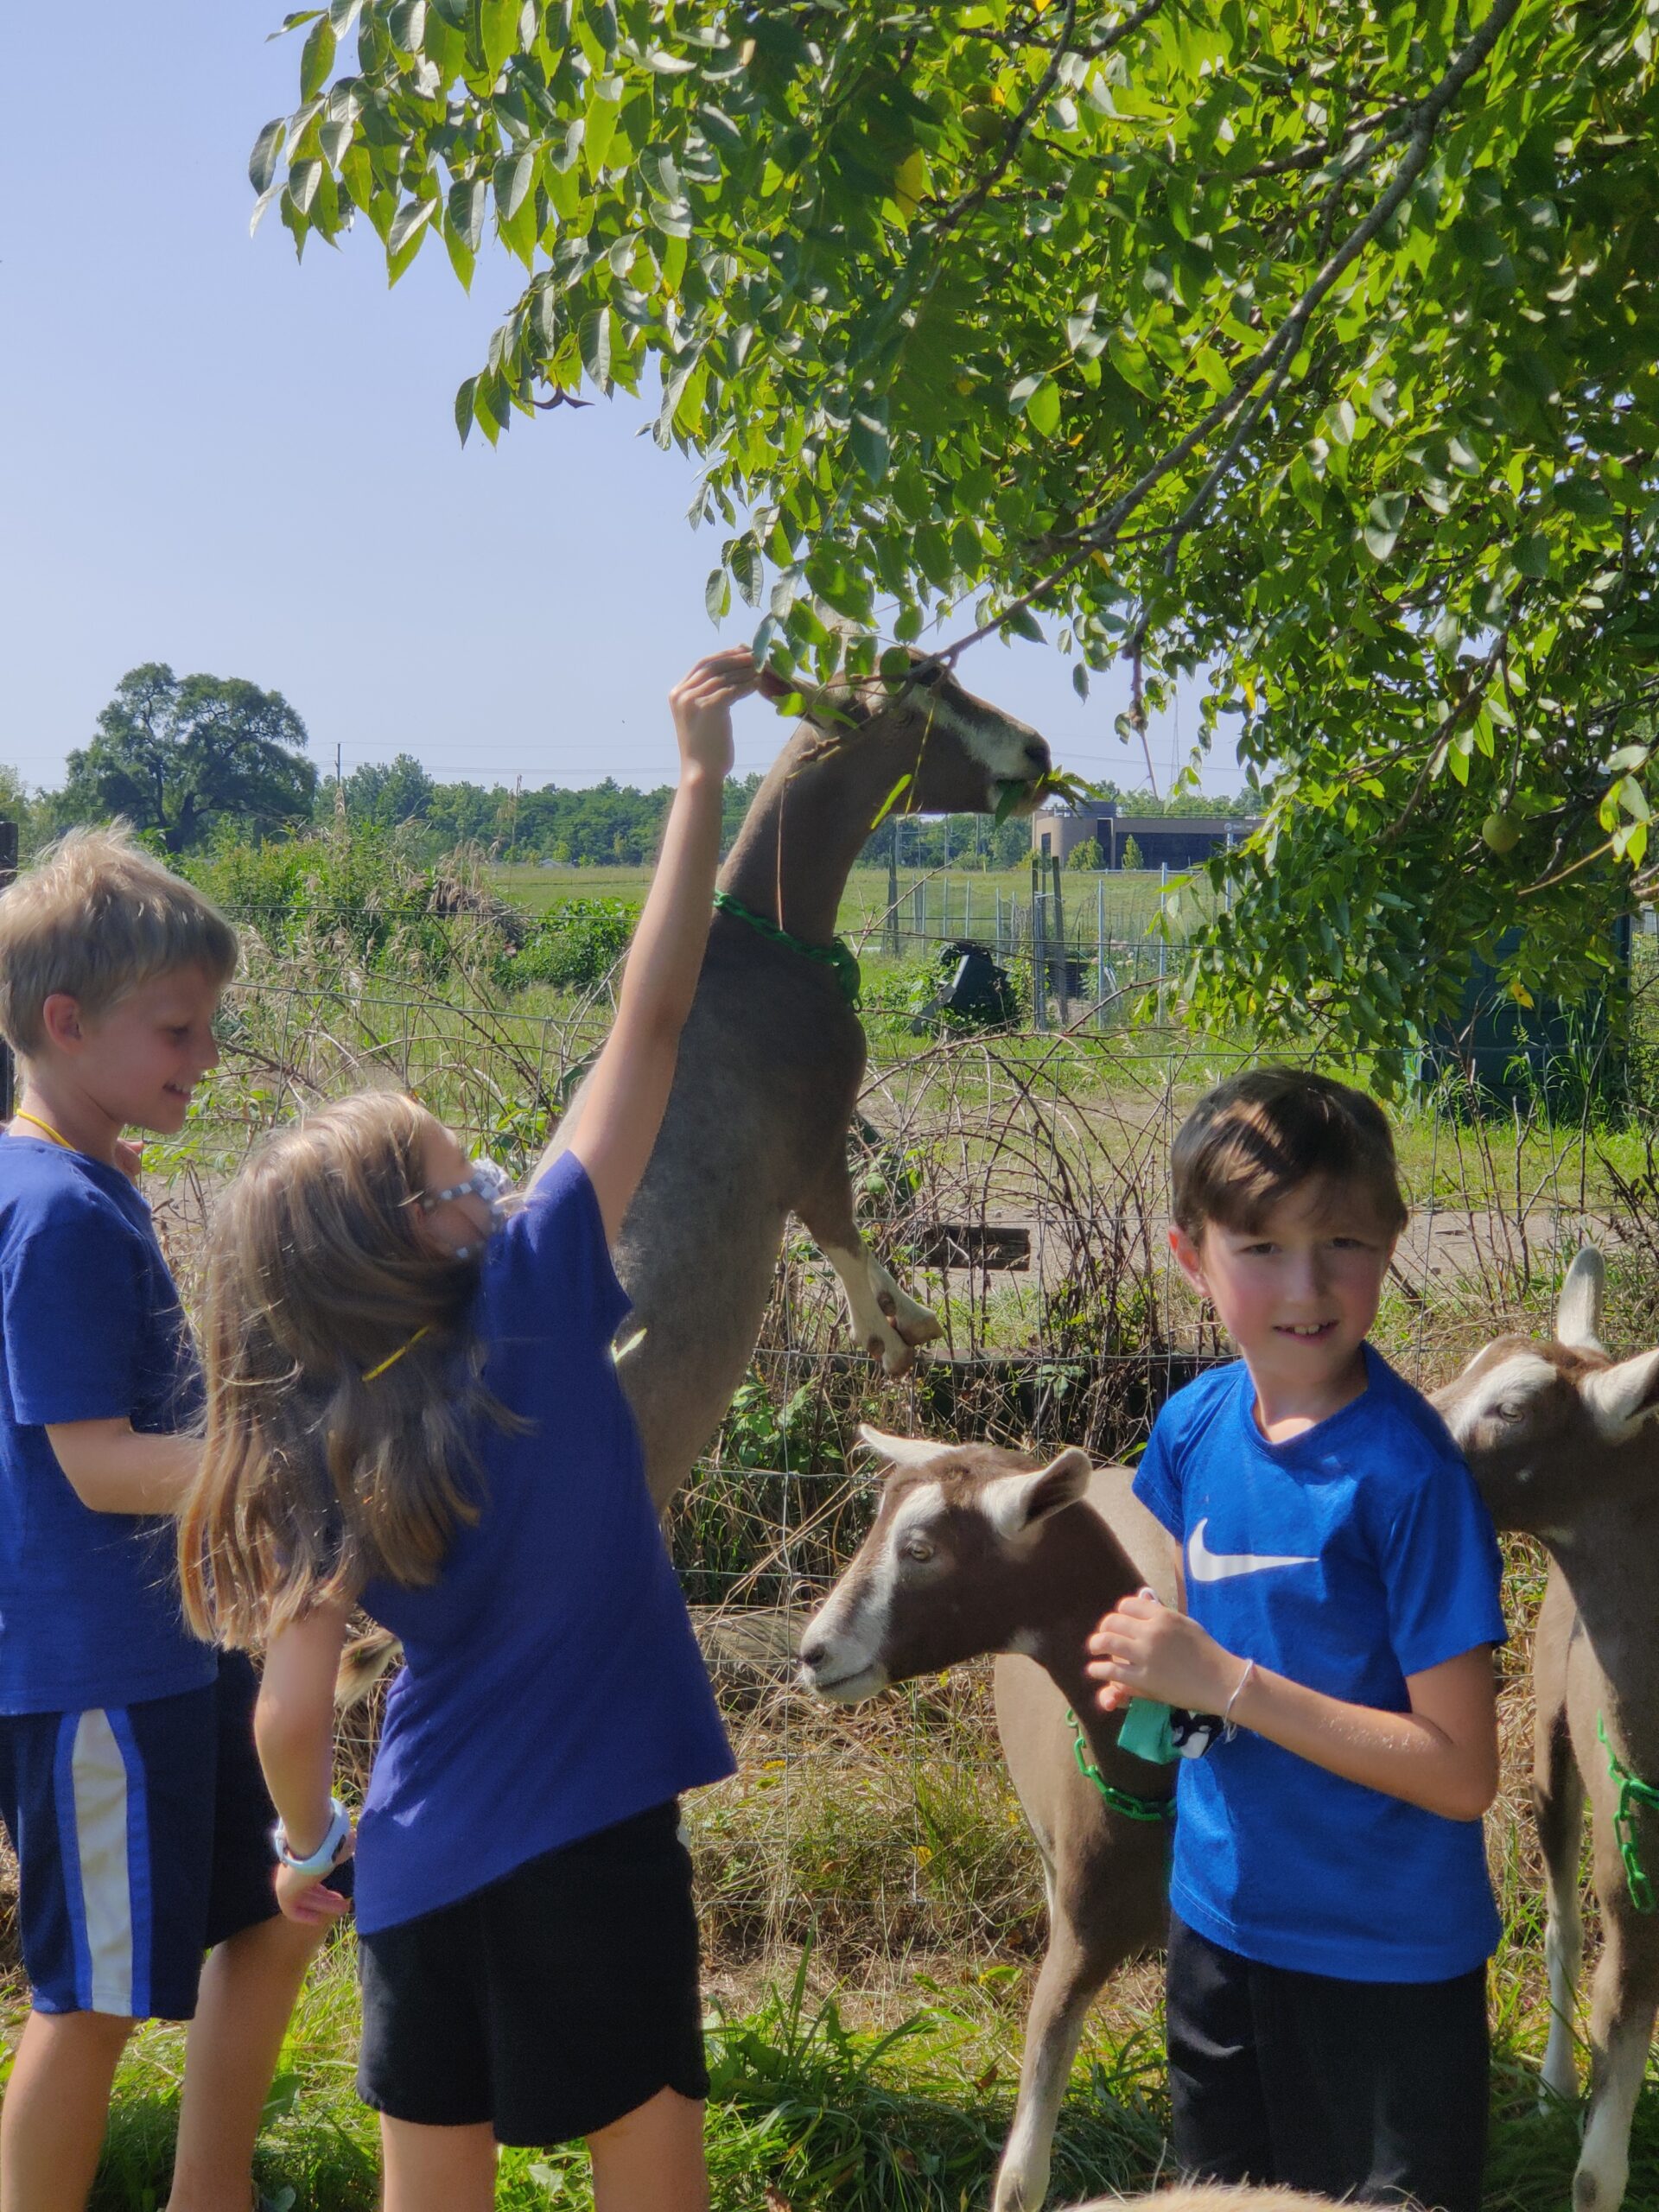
[982,1448,1092,1541]
[1581,1348,1659,1441]
[1557,1247,1608,1356]
[856,1423,947,1471]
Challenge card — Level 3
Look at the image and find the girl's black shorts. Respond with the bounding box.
[356,1799,708,2145]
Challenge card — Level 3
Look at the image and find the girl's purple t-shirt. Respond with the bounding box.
[354,1152,734,1934]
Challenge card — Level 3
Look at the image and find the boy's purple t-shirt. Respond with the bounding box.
[0,1137,215,1714]
[354,1151,734,1934]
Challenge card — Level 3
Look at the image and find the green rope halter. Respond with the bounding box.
[1065,1707,1176,1826]
[1599,1711,1659,1916]
[712,891,861,1006]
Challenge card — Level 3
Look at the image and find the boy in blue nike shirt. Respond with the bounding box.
[0,828,317,2212]
[1086,1068,1503,2212]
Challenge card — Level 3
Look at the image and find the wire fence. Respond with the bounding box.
[858,858,1196,1032]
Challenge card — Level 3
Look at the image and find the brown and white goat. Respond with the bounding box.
[798,1428,1178,2212]
[1434,1249,1659,2212]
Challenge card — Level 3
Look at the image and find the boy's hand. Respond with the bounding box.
[1085,1590,1242,1715]
[668,647,758,779]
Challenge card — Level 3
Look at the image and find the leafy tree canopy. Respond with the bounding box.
[259,0,1659,1078]
[65,665,315,853]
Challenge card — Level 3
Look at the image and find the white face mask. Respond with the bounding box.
[419,1156,514,1260]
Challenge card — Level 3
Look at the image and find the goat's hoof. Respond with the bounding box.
[898,1304,944,1349]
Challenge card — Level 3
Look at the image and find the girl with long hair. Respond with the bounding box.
[180,651,757,2212]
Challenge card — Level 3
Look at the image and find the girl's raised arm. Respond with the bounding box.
[537,648,757,1243]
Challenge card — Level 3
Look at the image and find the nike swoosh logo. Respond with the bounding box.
[1187,1517,1317,1583]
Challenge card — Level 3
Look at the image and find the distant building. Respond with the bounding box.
[1029,801,1260,870]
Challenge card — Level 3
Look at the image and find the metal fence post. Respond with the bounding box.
[1096,874,1107,1033]
[1157,861,1168,1003]
[1029,855,1047,1031]
[1051,855,1069,1026]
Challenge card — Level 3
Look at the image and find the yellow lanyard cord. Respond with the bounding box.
[362,1324,431,1384]
[11,1109,74,1151]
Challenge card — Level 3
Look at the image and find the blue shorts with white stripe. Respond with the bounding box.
[0,1651,280,2019]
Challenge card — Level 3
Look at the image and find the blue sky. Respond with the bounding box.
[0,4,1242,800]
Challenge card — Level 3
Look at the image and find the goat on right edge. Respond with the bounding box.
[1434,1247,1659,2212]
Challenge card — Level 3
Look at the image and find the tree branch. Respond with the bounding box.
[938,0,1524,661]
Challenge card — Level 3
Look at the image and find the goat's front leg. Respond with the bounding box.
[992,1910,1120,2212]
[1575,1913,1659,2212]
[1535,1694,1586,2105]
[795,1156,941,1378]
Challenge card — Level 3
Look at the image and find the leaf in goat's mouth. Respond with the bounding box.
[993,779,1026,824]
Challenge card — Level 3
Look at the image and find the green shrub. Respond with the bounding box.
[1066,836,1103,870]
[1119,834,1144,870]
[503,899,637,991]
[188,828,457,976]
[189,830,638,997]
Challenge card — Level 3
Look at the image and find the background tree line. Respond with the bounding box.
[8,662,1248,870]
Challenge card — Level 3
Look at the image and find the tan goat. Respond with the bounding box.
[799,1428,1179,2212]
[1434,1248,1659,2212]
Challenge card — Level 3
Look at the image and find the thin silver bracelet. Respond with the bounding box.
[1222,1658,1256,1741]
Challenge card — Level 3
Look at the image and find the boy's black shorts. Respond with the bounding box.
[1166,1913,1489,2212]
[356,1799,708,2145]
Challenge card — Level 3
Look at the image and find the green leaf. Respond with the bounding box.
[249,118,287,194]
[1026,379,1061,436]
[449,175,487,251]
[386,194,438,263]
[1362,493,1407,563]
[579,306,613,389]
[454,373,478,445]
[494,149,535,221]
[480,0,519,76]
[299,16,336,99]
[289,158,324,215]
[849,411,890,485]
[870,774,912,829]
[705,567,731,620]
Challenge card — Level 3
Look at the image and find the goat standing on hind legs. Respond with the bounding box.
[1436,1248,1659,2212]
[556,655,1052,1511]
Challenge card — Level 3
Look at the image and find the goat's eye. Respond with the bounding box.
[903,1535,935,1564]
[1494,1401,1528,1424]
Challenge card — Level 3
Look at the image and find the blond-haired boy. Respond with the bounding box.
[0,827,315,2212]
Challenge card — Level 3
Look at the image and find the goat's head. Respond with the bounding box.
[770,654,1052,819]
[1432,1248,1659,1534]
[797,1425,1091,1701]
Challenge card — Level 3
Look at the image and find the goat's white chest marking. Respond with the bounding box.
[1186,1517,1317,1583]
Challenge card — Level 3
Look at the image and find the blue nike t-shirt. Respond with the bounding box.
[1133,1347,1506,1982]
[0,1137,215,1714]
[354,1151,735,1936]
